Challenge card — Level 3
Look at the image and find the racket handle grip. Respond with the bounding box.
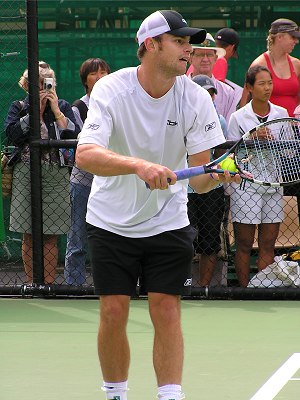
[175,166,205,180]
[175,167,237,179]
[145,166,206,188]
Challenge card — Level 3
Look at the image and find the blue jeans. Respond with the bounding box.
[64,182,91,285]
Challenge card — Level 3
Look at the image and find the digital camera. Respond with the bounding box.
[43,77,54,90]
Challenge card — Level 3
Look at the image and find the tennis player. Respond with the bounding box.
[76,10,240,400]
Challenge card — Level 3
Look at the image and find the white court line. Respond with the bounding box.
[250,353,300,400]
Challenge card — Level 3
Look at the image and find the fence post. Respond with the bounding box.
[27,0,44,284]
[0,166,6,242]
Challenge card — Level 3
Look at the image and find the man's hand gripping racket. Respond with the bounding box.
[146,117,300,188]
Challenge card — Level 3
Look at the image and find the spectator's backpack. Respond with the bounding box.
[72,99,88,123]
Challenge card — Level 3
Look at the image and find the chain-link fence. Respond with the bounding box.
[0,0,300,298]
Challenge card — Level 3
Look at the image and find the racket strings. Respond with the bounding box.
[236,119,300,184]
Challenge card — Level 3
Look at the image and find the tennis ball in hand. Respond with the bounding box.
[220,158,238,172]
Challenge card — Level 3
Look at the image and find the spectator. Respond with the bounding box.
[4,61,80,284]
[239,18,300,116]
[214,27,243,106]
[64,57,111,285]
[238,18,300,215]
[188,32,238,123]
[214,27,240,82]
[188,75,228,287]
[76,10,241,400]
[228,65,289,287]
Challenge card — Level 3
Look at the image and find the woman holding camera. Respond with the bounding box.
[4,61,80,284]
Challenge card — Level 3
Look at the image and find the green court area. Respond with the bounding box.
[0,299,299,400]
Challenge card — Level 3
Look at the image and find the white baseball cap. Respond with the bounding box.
[136,10,206,46]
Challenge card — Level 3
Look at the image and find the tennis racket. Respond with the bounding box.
[167,117,300,187]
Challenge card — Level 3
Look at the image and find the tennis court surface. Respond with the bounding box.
[0,298,299,400]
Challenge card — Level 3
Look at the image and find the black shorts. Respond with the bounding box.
[188,186,225,255]
[87,224,196,296]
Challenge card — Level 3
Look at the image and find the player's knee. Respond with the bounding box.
[150,294,181,326]
[100,297,129,327]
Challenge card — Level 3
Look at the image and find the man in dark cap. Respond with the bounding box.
[214,27,243,108]
[214,28,240,81]
[188,75,228,290]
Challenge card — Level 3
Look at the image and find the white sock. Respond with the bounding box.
[157,384,185,400]
[101,380,128,400]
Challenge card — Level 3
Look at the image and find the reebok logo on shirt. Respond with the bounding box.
[86,123,100,130]
[167,119,178,126]
[205,121,216,131]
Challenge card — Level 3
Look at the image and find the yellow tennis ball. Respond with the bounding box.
[220,158,238,172]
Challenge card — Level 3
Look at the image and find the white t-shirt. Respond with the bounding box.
[78,67,225,237]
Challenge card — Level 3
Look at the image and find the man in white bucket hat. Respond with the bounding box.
[188,32,238,123]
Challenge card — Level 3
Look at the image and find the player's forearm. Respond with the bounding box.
[76,143,144,176]
[187,151,220,193]
[189,174,221,194]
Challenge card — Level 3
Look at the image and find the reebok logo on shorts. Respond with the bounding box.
[184,278,192,286]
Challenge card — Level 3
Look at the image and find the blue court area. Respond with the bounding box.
[0,298,299,400]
